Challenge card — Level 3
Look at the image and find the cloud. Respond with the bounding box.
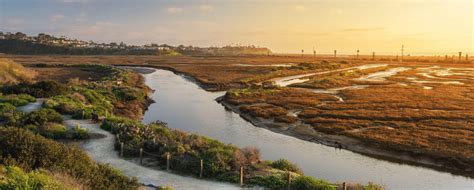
[50,14,65,22]
[166,7,183,14]
[290,5,308,12]
[340,27,386,32]
[198,4,214,12]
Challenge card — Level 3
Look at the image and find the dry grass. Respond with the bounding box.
[223,62,474,172]
[31,67,110,82]
[0,58,37,85]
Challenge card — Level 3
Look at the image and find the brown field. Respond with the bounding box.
[7,54,471,90]
[32,67,111,82]
[3,54,474,175]
[222,60,474,175]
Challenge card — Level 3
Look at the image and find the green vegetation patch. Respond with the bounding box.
[0,127,139,189]
[0,94,36,107]
[1,81,71,98]
[0,166,65,190]
[99,116,355,189]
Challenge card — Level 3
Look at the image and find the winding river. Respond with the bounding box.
[16,67,474,190]
[142,68,474,190]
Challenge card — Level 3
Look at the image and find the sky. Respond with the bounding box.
[0,0,473,55]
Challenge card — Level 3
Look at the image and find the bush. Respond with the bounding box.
[270,159,303,174]
[39,123,67,139]
[112,86,146,101]
[1,81,70,98]
[44,89,113,120]
[0,127,139,189]
[1,111,24,126]
[0,94,36,107]
[69,124,89,139]
[291,176,336,190]
[247,173,287,189]
[0,103,16,120]
[23,108,63,126]
[0,166,64,190]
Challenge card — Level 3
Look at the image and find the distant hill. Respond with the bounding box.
[0,32,272,56]
[0,58,37,85]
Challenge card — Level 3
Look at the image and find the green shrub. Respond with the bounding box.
[112,86,146,101]
[0,166,64,190]
[247,173,287,189]
[0,103,16,120]
[0,127,139,189]
[1,111,24,126]
[39,123,67,139]
[24,108,63,126]
[270,159,303,174]
[44,89,113,120]
[0,94,36,106]
[291,176,336,190]
[69,124,89,139]
[1,81,70,98]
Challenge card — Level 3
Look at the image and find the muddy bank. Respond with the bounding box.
[217,96,474,178]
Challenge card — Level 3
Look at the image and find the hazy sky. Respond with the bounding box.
[1,0,472,54]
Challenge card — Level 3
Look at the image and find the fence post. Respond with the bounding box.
[139,148,143,165]
[120,142,124,157]
[200,159,204,178]
[342,182,347,190]
[166,153,170,171]
[287,172,292,190]
[240,166,244,186]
